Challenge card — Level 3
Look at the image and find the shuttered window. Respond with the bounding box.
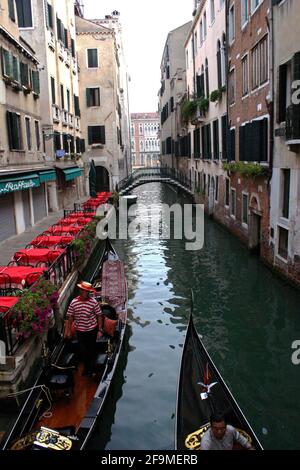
[51,76,56,104]
[60,84,65,109]
[31,70,40,94]
[6,111,23,150]
[25,117,31,150]
[8,0,16,21]
[239,118,268,162]
[221,114,228,160]
[2,49,13,77]
[48,3,53,29]
[16,0,33,28]
[282,169,291,219]
[71,38,75,58]
[213,119,219,159]
[87,49,98,68]
[196,73,205,98]
[35,120,40,150]
[20,62,29,87]
[86,88,100,107]
[74,95,80,117]
[88,126,106,145]
[12,56,20,83]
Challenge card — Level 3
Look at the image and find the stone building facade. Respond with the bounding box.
[131,113,160,168]
[76,12,131,191]
[0,0,48,242]
[159,22,192,169]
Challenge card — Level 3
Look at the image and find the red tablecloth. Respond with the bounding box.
[47,226,82,235]
[101,260,126,308]
[0,297,20,310]
[68,212,96,219]
[59,217,93,226]
[31,236,74,247]
[14,249,64,265]
[0,266,46,287]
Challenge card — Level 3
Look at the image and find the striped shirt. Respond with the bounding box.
[66,296,102,332]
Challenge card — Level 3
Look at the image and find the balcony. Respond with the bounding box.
[68,113,74,128]
[48,30,55,51]
[191,105,206,125]
[286,104,300,146]
[62,110,68,126]
[65,51,71,68]
[52,104,60,123]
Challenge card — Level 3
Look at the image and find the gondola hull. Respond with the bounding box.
[175,314,263,450]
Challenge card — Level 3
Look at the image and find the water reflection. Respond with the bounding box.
[92,182,300,450]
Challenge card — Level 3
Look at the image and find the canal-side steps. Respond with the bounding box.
[0,207,115,399]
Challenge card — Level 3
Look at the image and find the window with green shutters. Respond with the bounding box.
[88,126,106,145]
[2,49,13,78]
[16,0,33,28]
[6,111,23,150]
[12,56,20,83]
[8,0,16,21]
[20,62,29,87]
[87,49,98,68]
[86,88,100,107]
[31,70,40,94]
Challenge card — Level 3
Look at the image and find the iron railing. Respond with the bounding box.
[0,206,97,356]
[118,167,192,192]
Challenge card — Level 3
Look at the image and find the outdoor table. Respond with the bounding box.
[67,212,96,219]
[47,226,82,235]
[0,266,46,288]
[13,249,64,266]
[59,217,93,226]
[0,297,20,313]
[30,236,74,248]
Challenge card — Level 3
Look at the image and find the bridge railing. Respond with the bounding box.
[118,167,192,192]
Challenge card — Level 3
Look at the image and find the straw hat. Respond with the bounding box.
[77,281,94,292]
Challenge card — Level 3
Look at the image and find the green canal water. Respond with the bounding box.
[88,182,300,451]
[1,182,300,450]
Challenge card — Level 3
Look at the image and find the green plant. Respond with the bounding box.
[71,217,104,263]
[210,89,222,103]
[11,280,59,339]
[223,161,268,177]
[198,97,209,113]
[111,191,119,206]
[181,100,198,123]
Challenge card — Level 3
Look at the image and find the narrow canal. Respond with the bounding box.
[88,182,300,451]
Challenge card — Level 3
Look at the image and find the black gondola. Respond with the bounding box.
[175,313,263,450]
[1,239,127,451]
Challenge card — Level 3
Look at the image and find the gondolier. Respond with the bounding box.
[66,281,102,376]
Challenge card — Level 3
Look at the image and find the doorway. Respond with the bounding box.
[95,166,110,192]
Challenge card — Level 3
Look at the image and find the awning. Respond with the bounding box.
[63,168,83,181]
[39,170,57,183]
[0,173,40,195]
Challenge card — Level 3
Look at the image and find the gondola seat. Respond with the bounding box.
[95,353,108,371]
[46,364,75,398]
[58,352,77,368]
